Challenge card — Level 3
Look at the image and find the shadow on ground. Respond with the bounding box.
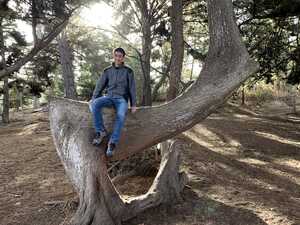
[124,188,267,225]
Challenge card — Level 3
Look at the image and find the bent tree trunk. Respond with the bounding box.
[48,0,259,224]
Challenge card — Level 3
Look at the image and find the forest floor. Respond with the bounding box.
[0,101,300,225]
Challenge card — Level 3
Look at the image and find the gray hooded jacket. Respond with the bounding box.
[92,62,137,107]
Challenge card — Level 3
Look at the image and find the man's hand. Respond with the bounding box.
[130,106,137,113]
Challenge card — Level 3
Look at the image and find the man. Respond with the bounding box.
[89,47,137,157]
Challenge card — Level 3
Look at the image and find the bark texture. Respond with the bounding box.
[0,18,9,124]
[49,104,187,225]
[167,0,184,101]
[49,0,259,224]
[140,1,153,106]
[2,76,9,123]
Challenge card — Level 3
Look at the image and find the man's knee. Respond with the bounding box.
[91,96,108,110]
[116,111,127,122]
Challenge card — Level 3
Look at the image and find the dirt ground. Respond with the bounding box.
[0,102,300,225]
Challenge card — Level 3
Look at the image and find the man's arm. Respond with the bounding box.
[92,70,108,101]
[128,69,137,107]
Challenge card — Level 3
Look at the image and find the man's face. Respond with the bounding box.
[113,51,125,65]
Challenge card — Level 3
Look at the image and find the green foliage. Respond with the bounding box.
[3,0,300,111]
[77,63,98,100]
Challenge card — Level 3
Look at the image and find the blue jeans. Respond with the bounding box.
[90,95,128,144]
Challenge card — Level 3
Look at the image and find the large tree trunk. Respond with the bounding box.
[2,76,9,123]
[57,30,78,100]
[0,18,9,124]
[140,1,153,106]
[167,0,184,101]
[49,0,259,224]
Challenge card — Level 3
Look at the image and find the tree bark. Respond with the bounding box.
[2,76,9,123]
[57,30,78,100]
[0,18,9,124]
[167,0,184,101]
[49,0,259,224]
[49,108,187,225]
[140,1,153,106]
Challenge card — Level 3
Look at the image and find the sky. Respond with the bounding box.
[79,3,115,29]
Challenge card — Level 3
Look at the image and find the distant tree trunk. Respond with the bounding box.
[16,88,23,111]
[57,30,78,100]
[241,83,245,105]
[140,1,152,106]
[292,94,297,114]
[0,18,9,124]
[31,0,38,45]
[55,0,77,100]
[167,0,184,101]
[49,0,259,224]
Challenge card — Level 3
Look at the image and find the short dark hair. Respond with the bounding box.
[113,47,126,57]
